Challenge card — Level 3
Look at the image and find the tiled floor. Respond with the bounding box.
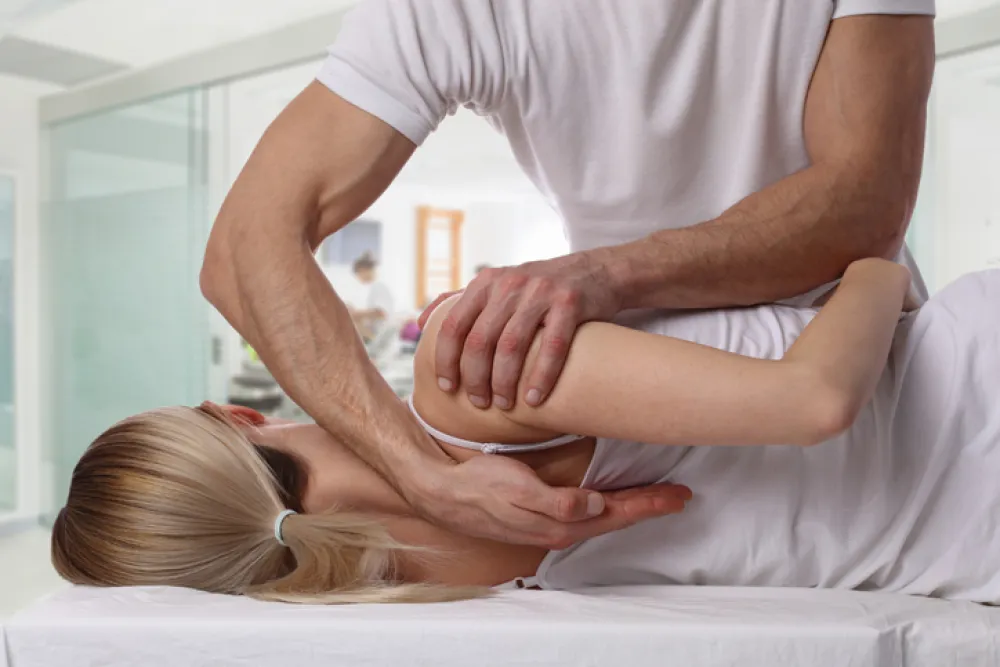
[0,527,68,620]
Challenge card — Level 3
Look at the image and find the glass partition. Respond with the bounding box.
[0,174,14,511]
[37,61,571,516]
[42,90,213,514]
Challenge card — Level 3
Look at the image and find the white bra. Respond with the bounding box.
[406,395,581,455]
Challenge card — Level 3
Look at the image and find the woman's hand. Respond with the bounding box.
[403,454,692,549]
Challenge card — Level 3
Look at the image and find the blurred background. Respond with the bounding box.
[1,0,999,615]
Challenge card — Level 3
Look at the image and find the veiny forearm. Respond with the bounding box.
[607,159,909,310]
[205,224,445,476]
[201,83,446,484]
[605,15,932,311]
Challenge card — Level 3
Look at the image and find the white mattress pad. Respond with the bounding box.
[6,585,1000,666]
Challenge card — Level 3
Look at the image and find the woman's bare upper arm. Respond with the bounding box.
[413,296,566,445]
[418,298,825,447]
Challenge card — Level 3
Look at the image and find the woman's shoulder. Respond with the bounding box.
[412,295,460,397]
[411,295,566,452]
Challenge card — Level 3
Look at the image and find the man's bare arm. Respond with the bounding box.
[200,82,437,471]
[202,82,690,547]
[431,15,934,411]
[607,15,935,309]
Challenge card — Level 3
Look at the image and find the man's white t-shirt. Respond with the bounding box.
[318,0,936,301]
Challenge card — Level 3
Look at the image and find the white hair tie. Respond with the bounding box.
[273,509,297,547]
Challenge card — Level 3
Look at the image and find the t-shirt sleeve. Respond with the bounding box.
[317,0,507,146]
[832,0,935,19]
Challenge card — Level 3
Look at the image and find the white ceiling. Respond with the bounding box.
[5,0,358,68]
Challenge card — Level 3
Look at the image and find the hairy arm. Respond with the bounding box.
[202,83,691,547]
[483,259,910,447]
[201,83,447,474]
[430,15,934,413]
[604,16,934,309]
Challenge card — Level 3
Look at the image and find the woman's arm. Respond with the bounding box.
[421,258,910,448]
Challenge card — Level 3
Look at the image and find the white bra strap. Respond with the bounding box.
[406,395,580,454]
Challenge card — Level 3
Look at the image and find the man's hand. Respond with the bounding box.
[432,250,622,411]
[405,454,692,549]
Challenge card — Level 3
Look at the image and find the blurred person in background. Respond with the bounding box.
[348,253,394,341]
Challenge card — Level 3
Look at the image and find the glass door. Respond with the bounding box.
[0,174,14,512]
[43,90,213,514]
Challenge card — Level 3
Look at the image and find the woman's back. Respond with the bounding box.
[537,271,1000,602]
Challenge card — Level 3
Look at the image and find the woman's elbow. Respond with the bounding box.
[798,383,862,447]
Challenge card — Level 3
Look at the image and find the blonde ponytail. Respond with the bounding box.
[52,405,487,604]
[251,511,483,604]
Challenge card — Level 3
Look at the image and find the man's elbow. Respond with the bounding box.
[854,196,910,262]
[199,234,231,312]
[843,156,918,262]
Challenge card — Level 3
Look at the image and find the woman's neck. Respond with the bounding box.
[266,422,555,586]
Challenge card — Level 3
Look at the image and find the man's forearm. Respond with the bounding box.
[199,81,443,487]
[604,159,911,310]
[202,222,449,488]
[605,15,932,311]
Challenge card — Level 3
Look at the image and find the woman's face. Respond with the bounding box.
[216,405,410,517]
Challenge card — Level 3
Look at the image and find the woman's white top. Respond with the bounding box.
[536,271,1000,603]
[406,395,581,456]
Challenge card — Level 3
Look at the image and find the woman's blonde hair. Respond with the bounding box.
[51,404,481,604]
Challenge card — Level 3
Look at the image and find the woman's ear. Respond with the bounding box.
[202,401,268,426]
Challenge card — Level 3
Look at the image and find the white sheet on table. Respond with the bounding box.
[6,585,1000,667]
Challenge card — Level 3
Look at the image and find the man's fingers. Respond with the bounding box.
[503,486,606,550]
[434,288,489,393]
[606,484,693,502]
[459,294,520,409]
[522,304,578,407]
[490,302,549,410]
[556,487,690,548]
[418,291,461,330]
[604,484,691,523]
[514,485,605,524]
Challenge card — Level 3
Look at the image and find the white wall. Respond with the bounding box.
[224,65,570,318]
[341,185,569,314]
[0,75,59,518]
[938,0,1000,19]
[462,199,569,284]
[924,48,1000,292]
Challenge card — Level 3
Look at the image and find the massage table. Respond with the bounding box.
[5,585,1000,666]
